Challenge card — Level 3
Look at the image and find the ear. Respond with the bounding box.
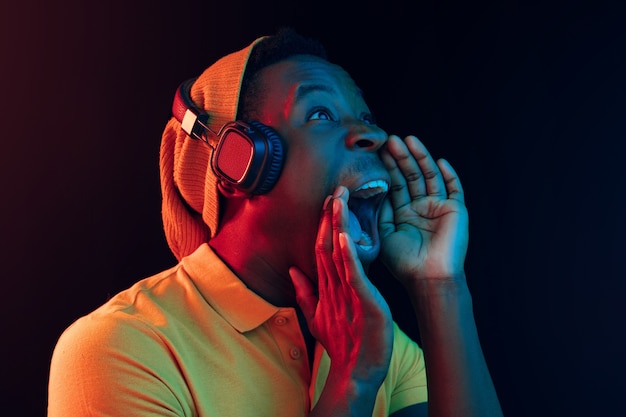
[217,180,249,199]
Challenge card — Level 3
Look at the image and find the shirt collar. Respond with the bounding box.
[181,243,282,333]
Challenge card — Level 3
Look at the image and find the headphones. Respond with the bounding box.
[171,78,285,195]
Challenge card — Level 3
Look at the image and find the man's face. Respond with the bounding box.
[248,55,390,272]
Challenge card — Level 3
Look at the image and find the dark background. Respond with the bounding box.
[2,0,625,416]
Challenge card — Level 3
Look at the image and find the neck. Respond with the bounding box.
[208,230,298,308]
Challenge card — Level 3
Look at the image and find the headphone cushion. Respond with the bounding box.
[248,121,285,194]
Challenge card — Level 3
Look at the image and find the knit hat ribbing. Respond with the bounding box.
[159,37,265,261]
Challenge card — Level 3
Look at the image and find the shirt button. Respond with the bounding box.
[274,316,287,326]
[289,347,301,360]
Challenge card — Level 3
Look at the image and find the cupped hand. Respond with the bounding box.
[378,135,469,284]
[289,187,393,384]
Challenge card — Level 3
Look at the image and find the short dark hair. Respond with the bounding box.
[237,27,328,121]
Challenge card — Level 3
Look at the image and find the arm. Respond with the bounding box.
[379,135,503,417]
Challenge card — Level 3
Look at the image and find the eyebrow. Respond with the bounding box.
[294,84,335,103]
[293,83,364,104]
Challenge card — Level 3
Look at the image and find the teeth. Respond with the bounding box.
[357,230,375,250]
[354,180,389,194]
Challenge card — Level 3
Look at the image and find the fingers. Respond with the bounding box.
[331,188,350,272]
[381,135,463,204]
[316,186,365,288]
[378,197,395,239]
[315,188,349,297]
[338,231,367,288]
[289,266,318,322]
[315,195,336,298]
[291,193,346,335]
[438,158,465,204]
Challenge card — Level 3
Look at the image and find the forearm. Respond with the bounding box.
[406,273,503,417]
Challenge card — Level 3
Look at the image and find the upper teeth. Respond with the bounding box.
[354,180,389,193]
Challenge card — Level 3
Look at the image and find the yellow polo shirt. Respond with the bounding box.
[48,244,427,416]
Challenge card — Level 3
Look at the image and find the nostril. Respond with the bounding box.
[355,139,374,148]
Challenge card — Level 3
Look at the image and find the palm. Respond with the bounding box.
[378,136,469,284]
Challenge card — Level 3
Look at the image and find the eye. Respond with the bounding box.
[307,107,334,122]
[361,112,377,125]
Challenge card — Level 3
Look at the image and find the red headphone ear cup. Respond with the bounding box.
[212,121,285,195]
[213,131,257,185]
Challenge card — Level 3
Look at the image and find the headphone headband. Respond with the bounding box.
[172,78,215,143]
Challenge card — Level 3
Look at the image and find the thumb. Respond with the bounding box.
[288,266,318,324]
[378,197,395,241]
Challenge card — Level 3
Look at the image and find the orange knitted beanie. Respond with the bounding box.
[160,37,265,261]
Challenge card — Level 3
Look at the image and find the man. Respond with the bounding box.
[49,28,503,416]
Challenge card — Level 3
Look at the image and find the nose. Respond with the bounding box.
[345,120,388,152]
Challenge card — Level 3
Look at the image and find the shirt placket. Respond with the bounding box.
[268,308,312,410]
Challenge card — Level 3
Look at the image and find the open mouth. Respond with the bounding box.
[347,179,389,251]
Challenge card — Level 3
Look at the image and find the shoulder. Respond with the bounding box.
[48,266,197,416]
[380,322,428,414]
[390,322,425,367]
[52,264,189,362]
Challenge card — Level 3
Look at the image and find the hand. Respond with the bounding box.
[378,135,469,284]
[289,187,393,385]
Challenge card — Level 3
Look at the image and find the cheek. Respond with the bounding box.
[282,147,336,203]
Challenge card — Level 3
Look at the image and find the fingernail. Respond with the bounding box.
[333,186,345,198]
[323,195,332,210]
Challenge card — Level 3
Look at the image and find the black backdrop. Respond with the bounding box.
[2,1,625,416]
